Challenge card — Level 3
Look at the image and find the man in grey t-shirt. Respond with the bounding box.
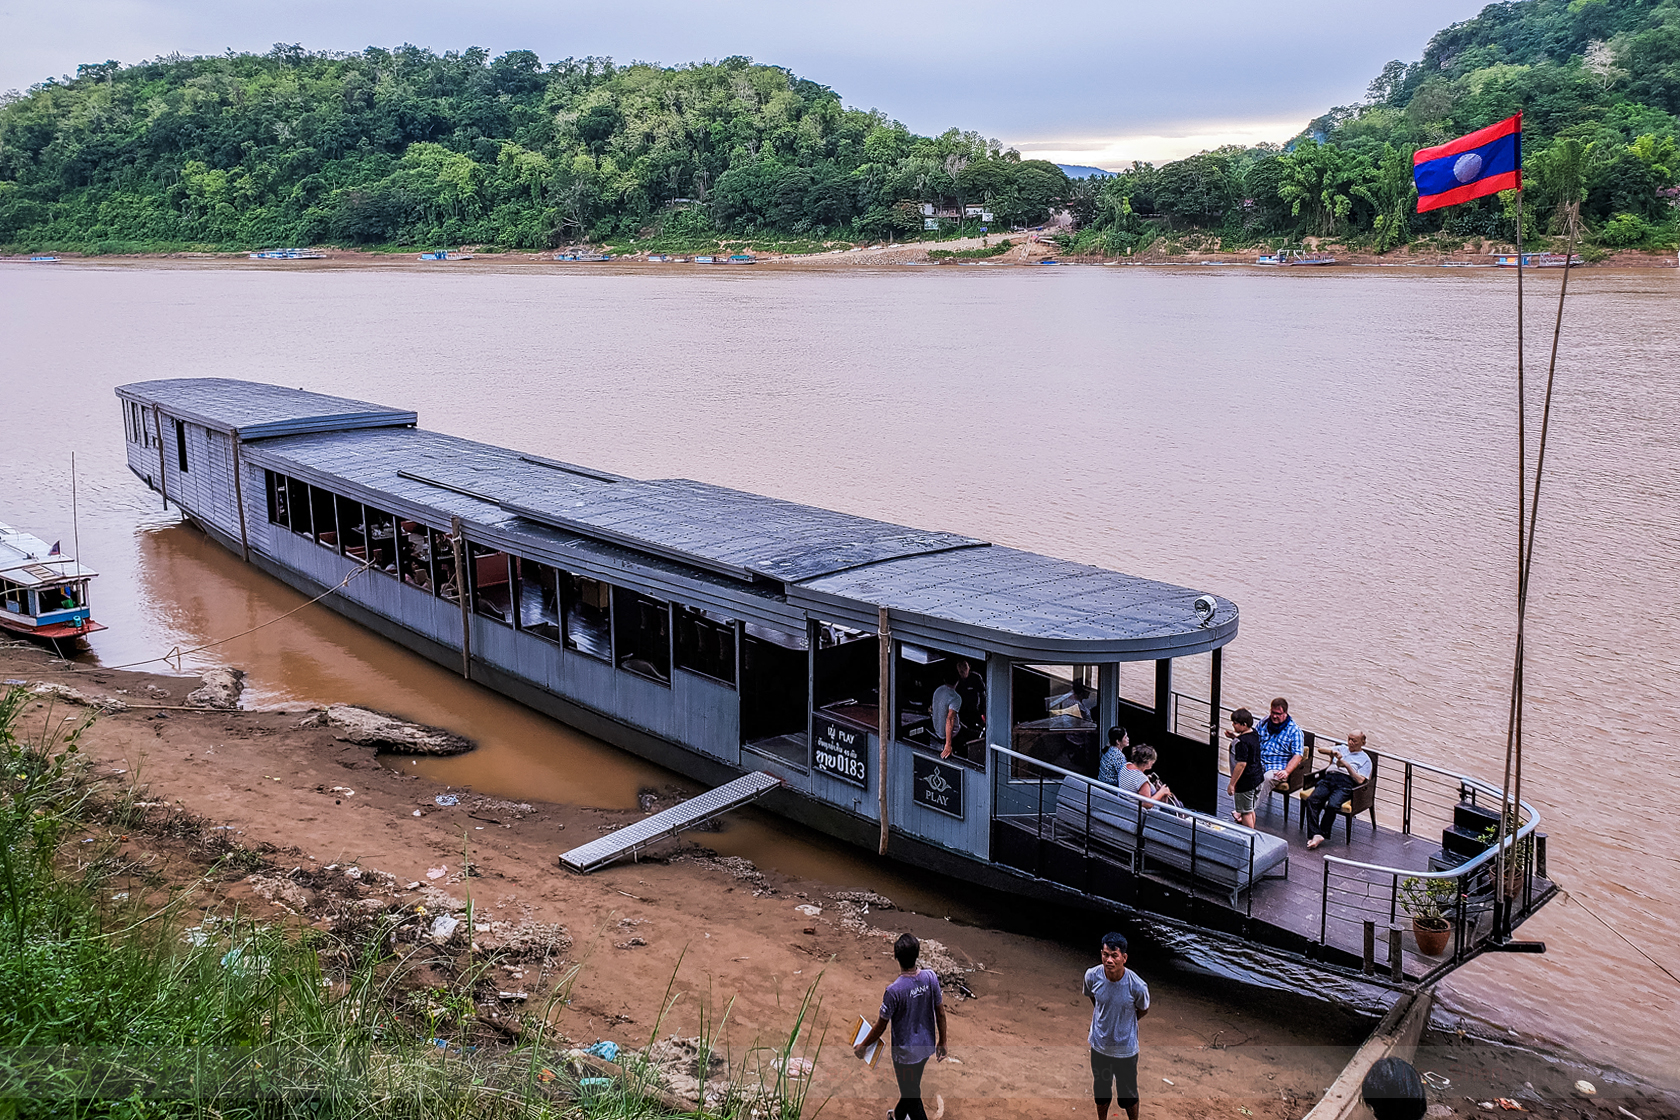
[930,665,964,759]
[1083,931,1150,1120]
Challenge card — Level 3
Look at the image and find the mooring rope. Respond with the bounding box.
[1559,888,1680,989]
[97,558,375,673]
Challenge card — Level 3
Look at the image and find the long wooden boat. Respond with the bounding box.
[112,379,1556,987]
[0,522,104,642]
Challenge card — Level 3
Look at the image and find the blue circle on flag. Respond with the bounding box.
[1453,152,1484,183]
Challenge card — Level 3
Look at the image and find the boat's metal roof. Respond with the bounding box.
[0,523,96,585]
[128,380,1238,658]
[791,546,1237,659]
[116,378,416,440]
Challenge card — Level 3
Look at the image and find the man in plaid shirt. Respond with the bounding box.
[1256,697,1305,785]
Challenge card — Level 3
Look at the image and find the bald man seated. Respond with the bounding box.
[1304,731,1372,850]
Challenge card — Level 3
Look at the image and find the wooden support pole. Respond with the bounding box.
[451,516,471,680]
[1363,919,1376,976]
[1389,925,1404,982]
[230,431,250,562]
[153,409,169,510]
[877,605,891,856]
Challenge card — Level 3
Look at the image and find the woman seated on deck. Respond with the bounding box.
[1110,745,1175,804]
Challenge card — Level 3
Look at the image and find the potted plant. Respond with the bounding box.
[1400,876,1457,956]
[1478,812,1534,898]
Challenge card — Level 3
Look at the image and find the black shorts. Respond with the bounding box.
[1090,1050,1139,1106]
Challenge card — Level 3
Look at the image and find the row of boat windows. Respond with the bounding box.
[260,471,1124,776]
[262,471,724,687]
[0,579,85,618]
[122,404,192,474]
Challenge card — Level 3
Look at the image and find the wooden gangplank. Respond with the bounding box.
[558,771,783,874]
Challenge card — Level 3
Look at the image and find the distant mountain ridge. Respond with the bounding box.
[1057,164,1115,179]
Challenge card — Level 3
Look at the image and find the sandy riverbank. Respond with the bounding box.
[7,242,1675,271]
[3,639,1675,1119]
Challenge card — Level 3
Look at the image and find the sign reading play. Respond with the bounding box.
[813,714,868,788]
[912,753,964,819]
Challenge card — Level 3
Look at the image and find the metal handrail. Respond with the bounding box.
[988,742,1273,914]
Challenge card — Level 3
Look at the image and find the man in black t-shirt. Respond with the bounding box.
[954,659,986,759]
[1226,708,1264,828]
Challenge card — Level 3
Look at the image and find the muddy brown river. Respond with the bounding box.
[3,258,1676,1084]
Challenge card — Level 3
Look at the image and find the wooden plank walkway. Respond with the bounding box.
[558,771,783,873]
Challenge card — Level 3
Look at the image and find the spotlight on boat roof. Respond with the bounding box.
[1193,595,1217,626]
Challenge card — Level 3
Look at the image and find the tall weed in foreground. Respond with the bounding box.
[0,687,824,1118]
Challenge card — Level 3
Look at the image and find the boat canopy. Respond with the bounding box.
[0,523,96,586]
[115,380,1238,661]
[115,378,416,440]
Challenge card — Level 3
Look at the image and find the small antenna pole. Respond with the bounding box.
[71,451,82,568]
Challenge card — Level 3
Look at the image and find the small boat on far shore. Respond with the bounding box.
[1495,253,1583,268]
[694,255,717,264]
[727,253,757,264]
[249,248,324,260]
[418,251,473,262]
[0,522,104,648]
[1256,250,1339,266]
[27,255,60,263]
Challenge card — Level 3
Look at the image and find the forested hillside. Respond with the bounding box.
[0,48,1066,251]
[4,0,1679,254]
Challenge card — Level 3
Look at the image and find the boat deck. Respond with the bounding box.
[994,770,1553,984]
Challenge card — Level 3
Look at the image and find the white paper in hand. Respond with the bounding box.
[852,1014,882,1068]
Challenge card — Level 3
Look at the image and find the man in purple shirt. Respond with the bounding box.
[855,932,948,1120]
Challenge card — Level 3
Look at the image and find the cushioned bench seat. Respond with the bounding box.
[1053,775,1289,905]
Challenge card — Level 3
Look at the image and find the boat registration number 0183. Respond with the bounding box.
[912,754,964,819]
[812,715,868,788]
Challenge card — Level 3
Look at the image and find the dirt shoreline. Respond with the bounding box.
[4,640,1675,1119]
[6,243,1675,271]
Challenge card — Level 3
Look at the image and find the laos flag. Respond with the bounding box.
[1413,113,1522,212]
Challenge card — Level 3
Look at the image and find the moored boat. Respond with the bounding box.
[418,251,473,261]
[0,522,104,644]
[694,255,716,264]
[111,378,1557,987]
[1256,250,1338,266]
[1494,253,1583,268]
[727,253,756,264]
[249,248,324,260]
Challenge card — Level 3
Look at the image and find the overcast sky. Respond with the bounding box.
[1,0,1490,166]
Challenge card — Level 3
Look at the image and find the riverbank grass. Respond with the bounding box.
[0,686,824,1118]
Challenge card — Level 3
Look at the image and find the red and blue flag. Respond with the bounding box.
[1413,113,1522,212]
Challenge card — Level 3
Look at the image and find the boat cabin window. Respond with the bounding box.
[469,544,513,625]
[613,588,671,685]
[513,558,562,643]
[287,478,314,538]
[42,583,81,611]
[364,508,399,575]
[898,644,987,769]
[175,419,189,473]
[337,496,367,560]
[128,402,142,444]
[401,522,434,591]
[564,574,612,661]
[741,622,809,763]
[1,580,27,616]
[674,605,736,686]
[1011,664,1103,777]
[431,528,460,602]
[309,486,338,549]
[813,622,878,733]
[265,471,289,528]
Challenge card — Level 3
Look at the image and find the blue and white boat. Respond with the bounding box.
[249,248,324,261]
[0,522,103,645]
